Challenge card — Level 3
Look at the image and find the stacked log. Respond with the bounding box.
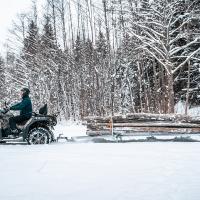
[83,113,200,136]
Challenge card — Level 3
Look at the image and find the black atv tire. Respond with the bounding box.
[27,127,50,145]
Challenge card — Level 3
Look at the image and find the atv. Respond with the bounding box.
[0,104,57,145]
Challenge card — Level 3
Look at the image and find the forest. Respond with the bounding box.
[0,0,200,119]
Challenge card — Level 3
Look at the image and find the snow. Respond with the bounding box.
[1,119,200,199]
[175,101,200,116]
[0,143,200,200]
[54,120,87,138]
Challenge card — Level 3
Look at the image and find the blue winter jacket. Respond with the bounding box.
[10,95,32,118]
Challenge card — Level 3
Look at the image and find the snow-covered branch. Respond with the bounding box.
[173,47,200,74]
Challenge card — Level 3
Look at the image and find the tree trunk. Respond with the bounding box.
[185,61,191,115]
[167,71,175,113]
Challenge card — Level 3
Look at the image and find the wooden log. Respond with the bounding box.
[87,122,200,128]
[87,124,111,131]
[84,113,200,124]
[84,113,180,121]
[87,127,200,136]
[113,127,200,133]
[84,113,200,136]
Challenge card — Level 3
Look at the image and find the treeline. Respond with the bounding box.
[0,0,200,119]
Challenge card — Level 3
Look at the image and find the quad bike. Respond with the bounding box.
[0,104,57,145]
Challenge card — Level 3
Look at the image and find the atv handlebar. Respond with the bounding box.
[0,108,9,114]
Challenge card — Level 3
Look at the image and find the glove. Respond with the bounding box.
[2,107,10,114]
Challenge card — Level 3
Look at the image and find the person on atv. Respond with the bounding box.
[7,88,32,135]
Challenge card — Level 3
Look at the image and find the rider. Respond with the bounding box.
[8,88,32,134]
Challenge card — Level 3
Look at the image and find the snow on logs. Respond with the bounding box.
[83,113,200,136]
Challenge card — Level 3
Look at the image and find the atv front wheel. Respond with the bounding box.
[27,127,50,145]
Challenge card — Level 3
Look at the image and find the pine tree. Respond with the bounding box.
[38,16,60,113]
[19,20,39,109]
[73,35,86,118]
[94,31,111,115]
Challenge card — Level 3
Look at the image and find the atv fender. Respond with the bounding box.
[22,118,49,141]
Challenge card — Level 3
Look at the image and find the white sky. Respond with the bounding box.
[0,0,32,54]
[0,0,100,56]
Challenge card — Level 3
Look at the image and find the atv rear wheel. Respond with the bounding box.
[27,127,50,145]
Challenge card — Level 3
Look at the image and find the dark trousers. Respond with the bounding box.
[9,115,31,130]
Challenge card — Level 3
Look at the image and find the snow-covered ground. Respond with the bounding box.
[1,118,200,200]
[175,101,200,116]
[0,143,200,200]
[53,120,87,138]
